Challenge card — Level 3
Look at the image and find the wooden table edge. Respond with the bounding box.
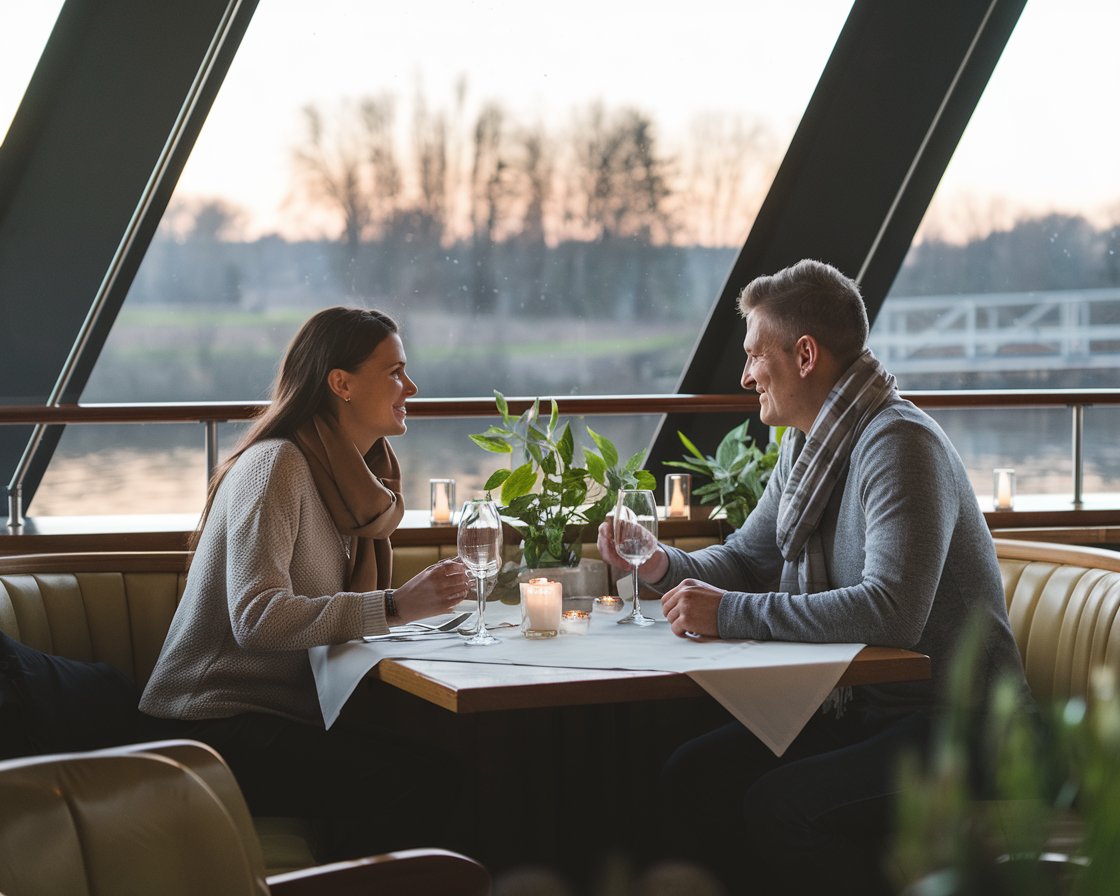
[371,645,930,714]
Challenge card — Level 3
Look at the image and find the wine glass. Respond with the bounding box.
[613,489,658,626]
[456,498,504,646]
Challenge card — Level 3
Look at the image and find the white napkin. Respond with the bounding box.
[309,601,862,755]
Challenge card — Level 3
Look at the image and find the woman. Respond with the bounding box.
[140,306,469,859]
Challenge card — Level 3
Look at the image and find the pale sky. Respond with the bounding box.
[3,0,1119,241]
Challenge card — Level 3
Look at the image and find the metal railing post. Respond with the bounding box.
[7,483,23,530]
[1072,404,1085,508]
[205,420,219,482]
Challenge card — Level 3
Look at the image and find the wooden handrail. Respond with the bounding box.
[1,389,1119,425]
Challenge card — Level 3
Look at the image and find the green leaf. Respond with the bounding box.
[557,423,574,467]
[587,427,618,469]
[677,430,707,461]
[548,400,559,434]
[469,433,513,454]
[585,452,606,484]
[483,469,512,491]
[494,390,510,423]
[501,462,538,504]
[634,470,656,491]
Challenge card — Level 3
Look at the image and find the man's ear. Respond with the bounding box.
[795,335,819,377]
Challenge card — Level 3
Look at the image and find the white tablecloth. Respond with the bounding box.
[309,601,863,756]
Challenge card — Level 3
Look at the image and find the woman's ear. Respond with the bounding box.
[326,367,350,402]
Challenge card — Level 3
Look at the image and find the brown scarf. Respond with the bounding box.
[291,415,404,592]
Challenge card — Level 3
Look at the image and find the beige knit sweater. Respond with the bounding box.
[139,439,391,725]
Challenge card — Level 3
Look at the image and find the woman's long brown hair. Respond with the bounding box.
[188,306,398,553]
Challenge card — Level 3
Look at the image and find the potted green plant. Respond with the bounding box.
[890,624,1119,895]
[469,391,655,597]
[665,422,784,529]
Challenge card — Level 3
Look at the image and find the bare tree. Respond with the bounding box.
[292,102,375,257]
[679,113,777,247]
[564,102,675,244]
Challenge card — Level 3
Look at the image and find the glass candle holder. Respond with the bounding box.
[664,473,691,519]
[593,595,624,614]
[993,468,1016,511]
[520,577,561,639]
[560,609,591,635]
[429,478,455,525]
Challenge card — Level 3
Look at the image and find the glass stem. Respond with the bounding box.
[476,573,487,631]
[631,561,640,617]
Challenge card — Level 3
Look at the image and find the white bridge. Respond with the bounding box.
[869,287,1120,376]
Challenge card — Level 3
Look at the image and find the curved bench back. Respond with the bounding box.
[995,538,1120,704]
[0,552,190,686]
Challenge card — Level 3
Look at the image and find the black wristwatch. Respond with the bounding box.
[384,589,398,620]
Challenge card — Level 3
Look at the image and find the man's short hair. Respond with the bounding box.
[738,259,869,364]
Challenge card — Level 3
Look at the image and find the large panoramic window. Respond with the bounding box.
[35,0,854,514]
[868,0,1120,507]
[0,3,65,146]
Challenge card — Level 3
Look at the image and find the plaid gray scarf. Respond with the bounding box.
[777,349,898,596]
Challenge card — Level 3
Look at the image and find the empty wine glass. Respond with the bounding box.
[456,498,504,646]
[613,489,658,626]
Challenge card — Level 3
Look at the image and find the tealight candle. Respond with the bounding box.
[665,473,691,519]
[520,577,561,639]
[560,609,591,635]
[993,468,1015,511]
[593,595,624,614]
[430,478,455,525]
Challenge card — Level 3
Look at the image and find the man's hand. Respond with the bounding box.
[596,518,669,582]
[661,578,725,639]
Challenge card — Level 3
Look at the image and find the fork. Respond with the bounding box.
[398,611,473,633]
[362,611,473,643]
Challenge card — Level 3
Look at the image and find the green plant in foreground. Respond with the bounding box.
[666,421,783,529]
[469,391,654,569]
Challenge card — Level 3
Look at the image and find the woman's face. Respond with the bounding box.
[333,334,418,449]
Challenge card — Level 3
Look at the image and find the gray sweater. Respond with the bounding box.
[140,439,390,725]
[656,397,1028,714]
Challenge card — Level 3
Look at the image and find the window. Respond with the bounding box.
[869,0,1120,506]
[0,3,65,146]
[35,0,853,514]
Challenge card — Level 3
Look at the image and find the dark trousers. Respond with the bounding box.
[659,708,933,896]
[140,711,460,862]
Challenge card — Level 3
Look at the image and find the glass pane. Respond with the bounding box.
[870,0,1120,501]
[53,0,853,515]
[0,2,65,146]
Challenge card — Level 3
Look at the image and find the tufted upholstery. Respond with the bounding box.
[995,538,1120,704]
[0,738,489,896]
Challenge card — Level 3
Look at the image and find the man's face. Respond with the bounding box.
[741,312,801,428]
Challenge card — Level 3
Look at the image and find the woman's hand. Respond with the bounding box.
[596,517,670,582]
[391,557,472,623]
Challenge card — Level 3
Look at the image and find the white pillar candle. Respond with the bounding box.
[993,468,1015,511]
[520,577,562,638]
[430,479,455,524]
[665,473,691,519]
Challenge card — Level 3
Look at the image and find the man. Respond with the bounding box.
[598,259,1028,894]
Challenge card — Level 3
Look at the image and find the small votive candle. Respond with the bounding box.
[520,577,562,639]
[665,473,691,519]
[993,468,1016,511]
[593,595,624,614]
[430,478,455,525]
[560,609,591,635]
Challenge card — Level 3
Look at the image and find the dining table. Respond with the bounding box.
[310,599,930,757]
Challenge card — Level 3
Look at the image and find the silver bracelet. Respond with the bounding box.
[384,589,398,619]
